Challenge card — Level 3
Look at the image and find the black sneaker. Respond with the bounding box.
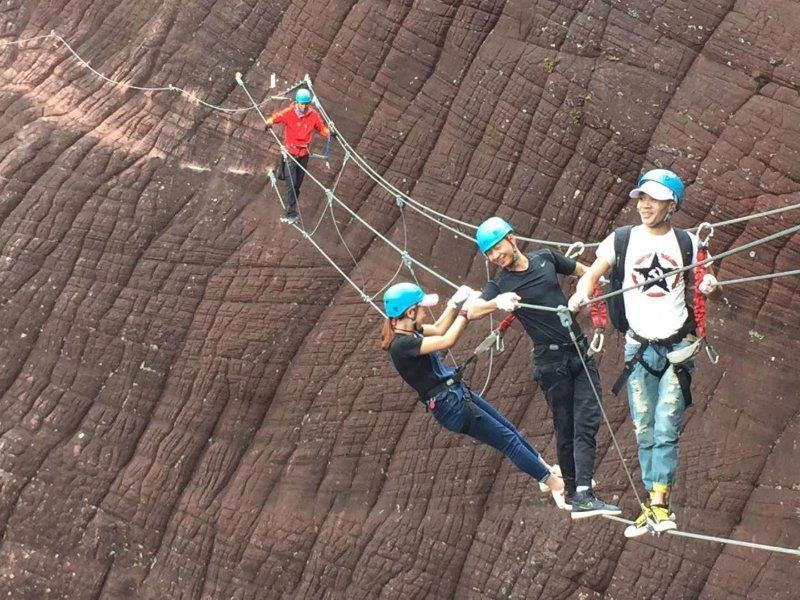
[570,490,622,520]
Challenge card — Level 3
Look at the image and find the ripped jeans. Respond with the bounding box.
[624,338,695,493]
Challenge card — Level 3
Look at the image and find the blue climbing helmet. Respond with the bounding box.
[383,282,439,318]
[295,88,313,104]
[629,168,685,210]
[476,217,514,254]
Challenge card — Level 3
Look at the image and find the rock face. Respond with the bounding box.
[1,1,798,598]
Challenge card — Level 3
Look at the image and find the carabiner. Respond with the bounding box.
[704,341,720,364]
[590,329,605,354]
[696,222,715,247]
[565,241,585,260]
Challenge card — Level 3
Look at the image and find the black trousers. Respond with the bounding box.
[282,154,309,217]
[533,349,602,494]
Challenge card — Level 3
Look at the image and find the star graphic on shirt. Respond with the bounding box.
[633,253,677,293]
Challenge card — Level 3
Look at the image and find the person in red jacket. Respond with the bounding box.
[266,88,331,223]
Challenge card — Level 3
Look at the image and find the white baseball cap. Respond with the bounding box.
[629,179,677,201]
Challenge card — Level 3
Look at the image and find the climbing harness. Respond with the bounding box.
[611,322,696,404]
[422,369,482,433]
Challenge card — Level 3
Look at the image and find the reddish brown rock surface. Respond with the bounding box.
[1,1,798,598]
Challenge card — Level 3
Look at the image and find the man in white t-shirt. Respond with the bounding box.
[569,169,718,537]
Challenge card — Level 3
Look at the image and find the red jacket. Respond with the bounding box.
[270,105,330,157]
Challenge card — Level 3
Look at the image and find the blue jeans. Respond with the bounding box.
[624,338,695,493]
[432,383,550,482]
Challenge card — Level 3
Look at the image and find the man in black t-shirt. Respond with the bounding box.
[467,217,620,519]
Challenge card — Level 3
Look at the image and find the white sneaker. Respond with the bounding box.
[539,464,562,493]
[551,488,572,510]
[538,464,596,492]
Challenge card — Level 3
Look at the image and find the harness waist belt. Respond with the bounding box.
[422,375,481,434]
[628,326,691,348]
[423,372,463,401]
[536,336,589,353]
[612,319,696,405]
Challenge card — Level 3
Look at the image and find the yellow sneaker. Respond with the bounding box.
[624,505,653,538]
[649,504,677,532]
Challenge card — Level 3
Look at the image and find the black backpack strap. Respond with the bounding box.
[674,228,693,279]
[608,225,633,333]
[613,225,634,276]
